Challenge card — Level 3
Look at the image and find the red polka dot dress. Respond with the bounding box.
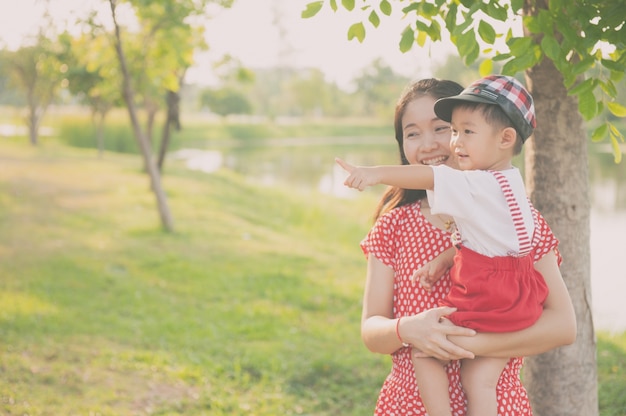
[361,201,560,415]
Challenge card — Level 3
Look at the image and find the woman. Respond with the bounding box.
[359,78,576,415]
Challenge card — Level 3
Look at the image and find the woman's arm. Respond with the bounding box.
[361,254,475,359]
[449,250,576,357]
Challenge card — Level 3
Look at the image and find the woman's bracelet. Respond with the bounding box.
[395,317,410,348]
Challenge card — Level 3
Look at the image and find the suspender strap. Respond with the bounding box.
[490,170,533,256]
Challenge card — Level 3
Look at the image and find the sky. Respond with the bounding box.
[0,0,455,90]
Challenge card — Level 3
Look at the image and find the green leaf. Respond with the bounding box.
[600,80,617,98]
[399,25,415,53]
[416,29,428,47]
[536,9,554,34]
[420,2,438,17]
[609,69,625,83]
[415,20,430,34]
[510,0,524,13]
[347,22,365,42]
[597,100,605,115]
[457,30,480,65]
[486,1,508,21]
[402,3,420,14]
[548,0,563,12]
[562,72,576,89]
[591,123,608,142]
[507,37,533,56]
[368,10,380,28]
[608,123,624,163]
[479,58,494,76]
[610,135,623,164]
[380,0,392,16]
[523,15,539,33]
[607,102,626,118]
[428,19,442,42]
[492,52,511,61]
[540,35,561,62]
[342,0,355,11]
[330,0,337,11]
[577,90,597,121]
[445,3,458,30]
[602,58,625,72]
[567,78,596,96]
[501,44,541,75]
[571,57,595,76]
[478,20,496,44]
[451,14,473,36]
[301,1,323,18]
[609,123,625,142]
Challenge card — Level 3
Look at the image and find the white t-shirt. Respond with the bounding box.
[427,165,534,257]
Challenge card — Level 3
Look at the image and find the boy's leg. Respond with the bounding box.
[460,356,508,416]
[412,352,452,416]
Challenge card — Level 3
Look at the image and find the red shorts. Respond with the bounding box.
[440,247,549,332]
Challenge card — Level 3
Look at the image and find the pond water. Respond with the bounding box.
[171,137,626,332]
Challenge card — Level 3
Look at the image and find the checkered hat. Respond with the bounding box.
[434,75,536,141]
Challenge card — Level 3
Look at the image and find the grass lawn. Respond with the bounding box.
[0,138,624,415]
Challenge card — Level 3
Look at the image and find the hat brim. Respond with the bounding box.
[434,94,497,123]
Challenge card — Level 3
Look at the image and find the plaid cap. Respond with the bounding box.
[434,75,536,141]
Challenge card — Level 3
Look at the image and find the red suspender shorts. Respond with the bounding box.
[439,171,549,332]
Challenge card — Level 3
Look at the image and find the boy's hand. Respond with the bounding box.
[335,158,380,191]
[411,263,437,292]
[411,257,450,292]
[411,247,456,291]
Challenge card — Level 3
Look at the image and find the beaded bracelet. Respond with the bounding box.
[395,317,410,348]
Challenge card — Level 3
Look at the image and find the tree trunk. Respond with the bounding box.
[109,0,174,232]
[157,89,181,171]
[523,58,597,416]
[27,101,40,145]
[93,109,106,159]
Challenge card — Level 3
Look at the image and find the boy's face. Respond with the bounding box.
[449,106,511,171]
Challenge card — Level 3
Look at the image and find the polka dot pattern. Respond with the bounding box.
[360,203,558,415]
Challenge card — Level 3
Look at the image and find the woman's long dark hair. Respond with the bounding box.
[373,78,464,220]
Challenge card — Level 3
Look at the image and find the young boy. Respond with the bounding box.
[336,75,549,416]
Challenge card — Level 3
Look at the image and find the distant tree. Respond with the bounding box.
[62,31,122,157]
[352,58,410,119]
[0,50,26,106]
[5,32,65,145]
[200,87,252,117]
[108,0,174,232]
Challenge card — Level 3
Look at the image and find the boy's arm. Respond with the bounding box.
[412,247,455,291]
[335,158,435,191]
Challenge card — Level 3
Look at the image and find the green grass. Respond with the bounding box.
[598,332,626,416]
[0,138,624,415]
[0,138,386,415]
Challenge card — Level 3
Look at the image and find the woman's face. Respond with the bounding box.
[401,96,457,169]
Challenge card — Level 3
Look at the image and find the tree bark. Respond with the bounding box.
[524,57,597,416]
[109,0,174,232]
[157,88,181,171]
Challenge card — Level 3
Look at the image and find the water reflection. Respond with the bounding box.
[172,139,626,331]
[171,149,223,173]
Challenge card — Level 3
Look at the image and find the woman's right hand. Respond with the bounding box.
[401,306,476,360]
